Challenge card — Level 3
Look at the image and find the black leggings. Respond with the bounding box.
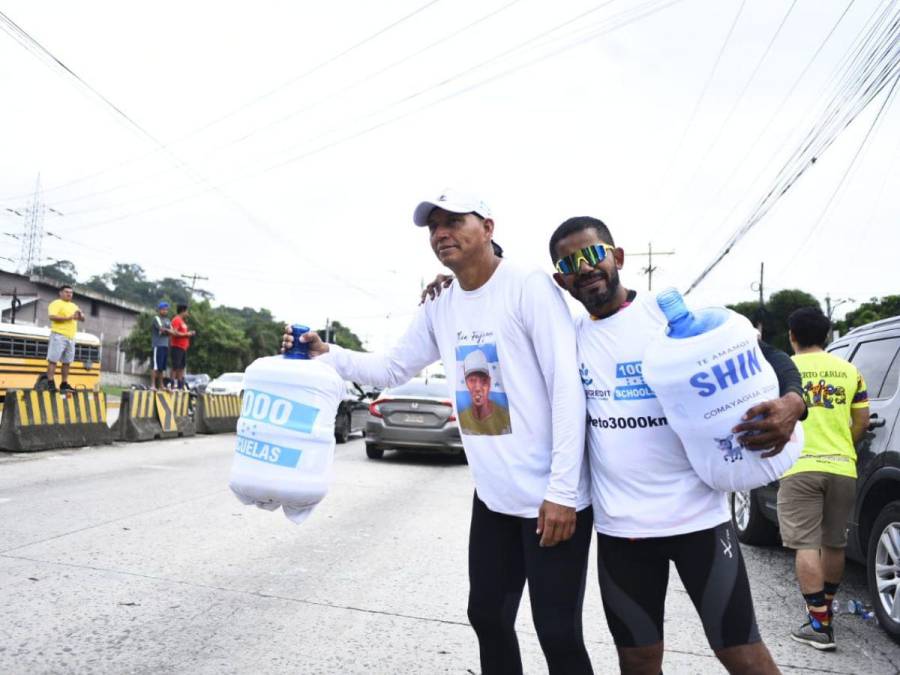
[596,520,761,651]
[467,493,594,675]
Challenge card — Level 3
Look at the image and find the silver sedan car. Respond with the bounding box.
[364,378,463,459]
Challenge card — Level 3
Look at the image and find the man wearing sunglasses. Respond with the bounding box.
[549,216,806,675]
[284,189,594,675]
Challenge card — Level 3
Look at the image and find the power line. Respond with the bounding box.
[670,0,800,213]
[647,0,747,228]
[684,3,900,294]
[0,0,445,203]
[17,0,529,214]
[51,0,687,232]
[669,0,857,250]
[779,71,899,272]
[0,8,388,301]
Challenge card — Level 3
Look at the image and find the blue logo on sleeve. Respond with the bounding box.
[235,435,302,468]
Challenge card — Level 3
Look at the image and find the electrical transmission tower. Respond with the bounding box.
[19,175,45,274]
[4,175,64,276]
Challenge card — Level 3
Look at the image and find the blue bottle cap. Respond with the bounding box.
[657,287,689,323]
[285,324,311,360]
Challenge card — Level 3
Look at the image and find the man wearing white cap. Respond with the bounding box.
[285,188,593,674]
[458,348,512,435]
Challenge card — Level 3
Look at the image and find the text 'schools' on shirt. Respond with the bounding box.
[322,261,591,518]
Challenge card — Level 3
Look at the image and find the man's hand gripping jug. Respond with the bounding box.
[642,289,803,492]
[229,325,344,523]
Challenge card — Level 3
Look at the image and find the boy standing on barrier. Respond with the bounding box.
[151,301,172,390]
[778,307,869,651]
[284,189,594,675]
[169,304,195,391]
[43,284,84,393]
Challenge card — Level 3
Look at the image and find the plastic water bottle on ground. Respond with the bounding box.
[642,289,804,492]
[228,325,344,524]
[847,599,876,622]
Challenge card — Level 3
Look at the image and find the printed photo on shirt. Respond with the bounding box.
[455,343,512,436]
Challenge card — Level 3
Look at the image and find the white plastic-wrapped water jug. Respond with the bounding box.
[229,325,344,524]
[642,289,803,492]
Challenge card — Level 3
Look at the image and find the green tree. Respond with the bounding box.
[728,289,820,352]
[82,264,214,307]
[185,302,251,375]
[836,295,900,334]
[32,259,78,285]
[317,320,365,351]
[221,306,283,363]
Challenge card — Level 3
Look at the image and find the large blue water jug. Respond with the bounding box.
[229,325,345,523]
[642,289,803,492]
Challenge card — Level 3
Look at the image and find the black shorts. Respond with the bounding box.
[170,347,187,370]
[596,520,760,651]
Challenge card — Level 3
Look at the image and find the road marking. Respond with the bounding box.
[140,464,179,471]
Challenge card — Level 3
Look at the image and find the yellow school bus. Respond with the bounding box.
[0,323,101,399]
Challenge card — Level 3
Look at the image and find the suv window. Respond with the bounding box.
[850,337,900,399]
[827,344,851,360]
[880,348,900,400]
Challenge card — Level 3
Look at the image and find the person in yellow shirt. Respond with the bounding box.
[45,285,85,393]
[778,307,869,651]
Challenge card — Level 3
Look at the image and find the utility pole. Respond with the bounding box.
[825,294,855,343]
[626,242,675,291]
[324,317,332,344]
[1,287,37,324]
[180,272,209,296]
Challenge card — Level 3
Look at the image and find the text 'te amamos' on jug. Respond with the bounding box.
[642,289,804,493]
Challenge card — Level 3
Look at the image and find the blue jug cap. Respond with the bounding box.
[285,324,311,360]
[656,288,689,324]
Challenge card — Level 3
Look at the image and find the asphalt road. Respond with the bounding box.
[0,435,897,674]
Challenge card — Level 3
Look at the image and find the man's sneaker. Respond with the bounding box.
[59,382,75,393]
[46,380,57,393]
[791,620,835,651]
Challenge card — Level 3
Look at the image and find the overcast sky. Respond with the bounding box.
[1,0,897,350]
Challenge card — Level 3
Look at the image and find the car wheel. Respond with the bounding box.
[335,412,351,444]
[731,490,778,546]
[868,500,900,643]
[365,444,384,459]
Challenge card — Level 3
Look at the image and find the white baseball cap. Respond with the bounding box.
[463,349,491,378]
[413,188,493,227]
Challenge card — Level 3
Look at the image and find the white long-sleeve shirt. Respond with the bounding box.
[323,260,591,518]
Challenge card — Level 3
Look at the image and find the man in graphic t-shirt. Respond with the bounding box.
[548,216,807,675]
[284,189,593,675]
[778,307,869,651]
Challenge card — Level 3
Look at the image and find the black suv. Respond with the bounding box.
[731,315,900,642]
